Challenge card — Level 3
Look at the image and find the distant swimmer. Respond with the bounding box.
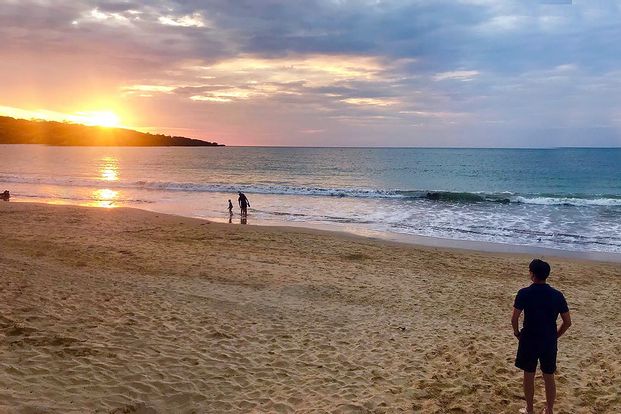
[228,199,234,215]
[0,190,10,201]
[238,192,250,216]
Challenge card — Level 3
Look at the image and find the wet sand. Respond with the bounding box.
[1,202,619,413]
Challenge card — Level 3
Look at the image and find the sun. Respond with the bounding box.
[76,111,121,127]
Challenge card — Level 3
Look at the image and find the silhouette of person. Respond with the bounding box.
[0,190,10,201]
[228,199,233,215]
[238,192,250,216]
[512,259,571,414]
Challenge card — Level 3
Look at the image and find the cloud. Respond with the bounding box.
[158,12,207,28]
[433,70,480,81]
[341,98,399,107]
[0,0,620,146]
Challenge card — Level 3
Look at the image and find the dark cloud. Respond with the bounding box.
[3,1,618,73]
[96,1,143,13]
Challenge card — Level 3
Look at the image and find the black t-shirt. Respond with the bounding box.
[514,283,569,344]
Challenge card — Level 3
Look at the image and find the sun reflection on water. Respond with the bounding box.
[101,168,118,181]
[91,156,121,207]
[99,156,119,181]
[90,188,119,208]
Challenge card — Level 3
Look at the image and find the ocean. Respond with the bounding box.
[1,145,620,254]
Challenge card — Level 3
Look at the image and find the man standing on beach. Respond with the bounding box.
[512,259,572,414]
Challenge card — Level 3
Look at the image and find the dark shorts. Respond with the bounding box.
[515,338,557,374]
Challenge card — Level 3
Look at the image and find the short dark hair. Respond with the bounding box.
[529,259,550,280]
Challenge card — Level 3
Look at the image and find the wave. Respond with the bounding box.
[2,174,621,207]
[251,209,621,249]
[511,195,621,207]
[400,190,621,207]
[397,190,507,203]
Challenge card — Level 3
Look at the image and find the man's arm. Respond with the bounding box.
[557,311,572,338]
[511,307,522,338]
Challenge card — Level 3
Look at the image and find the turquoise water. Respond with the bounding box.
[1,145,620,253]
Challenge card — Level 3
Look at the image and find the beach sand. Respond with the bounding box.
[1,202,619,413]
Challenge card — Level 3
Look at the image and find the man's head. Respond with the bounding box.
[529,259,551,281]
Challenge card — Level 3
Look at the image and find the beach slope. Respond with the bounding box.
[0,202,619,413]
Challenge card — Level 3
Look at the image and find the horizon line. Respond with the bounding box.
[216,145,621,149]
[1,143,620,150]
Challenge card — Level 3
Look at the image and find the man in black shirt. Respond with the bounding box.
[512,259,572,414]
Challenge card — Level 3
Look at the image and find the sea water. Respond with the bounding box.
[1,145,620,254]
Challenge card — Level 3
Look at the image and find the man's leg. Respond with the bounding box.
[516,339,537,413]
[542,373,556,414]
[540,345,558,414]
[523,371,535,413]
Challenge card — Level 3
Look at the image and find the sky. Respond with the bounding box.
[1,0,620,147]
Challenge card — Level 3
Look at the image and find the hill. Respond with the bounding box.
[0,116,223,146]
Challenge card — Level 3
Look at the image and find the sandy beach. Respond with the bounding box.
[1,202,619,413]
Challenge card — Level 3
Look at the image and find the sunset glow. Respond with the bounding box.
[1,1,620,146]
[0,3,619,413]
[77,111,120,128]
[0,106,123,129]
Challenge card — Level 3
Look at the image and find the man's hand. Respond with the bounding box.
[557,311,572,338]
[511,307,522,340]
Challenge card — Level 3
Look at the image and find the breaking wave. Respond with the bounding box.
[2,174,621,207]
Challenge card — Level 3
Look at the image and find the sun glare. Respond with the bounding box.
[0,106,130,129]
[90,189,119,208]
[99,157,119,181]
[77,111,121,127]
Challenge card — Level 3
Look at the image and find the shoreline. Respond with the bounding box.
[216,218,621,265]
[10,200,621,264]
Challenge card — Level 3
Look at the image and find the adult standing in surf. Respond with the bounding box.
[238,192,250,216]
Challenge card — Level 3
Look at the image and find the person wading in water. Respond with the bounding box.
[238,192,250,216]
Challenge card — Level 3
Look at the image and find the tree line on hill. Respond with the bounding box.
[0,116,224,146]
